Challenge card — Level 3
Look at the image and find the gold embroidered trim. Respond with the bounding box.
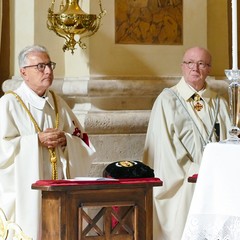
[0,208,32,239]
[6,90,59,180]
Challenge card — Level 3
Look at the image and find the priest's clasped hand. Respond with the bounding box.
[38,128,66,148]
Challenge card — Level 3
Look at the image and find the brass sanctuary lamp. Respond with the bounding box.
[47,0,106,54]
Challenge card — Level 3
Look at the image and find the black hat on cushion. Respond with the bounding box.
[103,160,154,179]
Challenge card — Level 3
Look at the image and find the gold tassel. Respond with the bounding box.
[49,149,58,180]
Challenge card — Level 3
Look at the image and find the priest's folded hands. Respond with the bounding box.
[38,128,67,148]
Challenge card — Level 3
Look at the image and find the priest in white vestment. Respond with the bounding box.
[0,45,96,239]
[143,47,231,240]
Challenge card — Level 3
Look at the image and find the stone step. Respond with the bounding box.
[88,133,146,177]
[89,133,146,162]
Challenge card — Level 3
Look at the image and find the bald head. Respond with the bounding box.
[181,47,212,91]
[182,47,212,65]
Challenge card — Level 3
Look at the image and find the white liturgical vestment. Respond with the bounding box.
[0,82,96,239]
[143,78,231,240]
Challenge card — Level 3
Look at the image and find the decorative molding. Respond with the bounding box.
[2,76,181,97]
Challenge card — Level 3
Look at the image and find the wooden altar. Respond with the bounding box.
[32,178,162,240]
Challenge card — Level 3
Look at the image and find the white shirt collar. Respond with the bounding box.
[15,82,54,110]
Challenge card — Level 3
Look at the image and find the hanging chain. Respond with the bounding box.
[6,90,59,180]
[98,0,107,18]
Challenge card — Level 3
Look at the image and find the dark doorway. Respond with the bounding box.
[0,0,10,97]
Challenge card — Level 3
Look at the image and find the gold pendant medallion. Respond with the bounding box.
[192,93,203,111]
[194,102,203,111]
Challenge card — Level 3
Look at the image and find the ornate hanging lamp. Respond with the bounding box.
[47,0,106,54]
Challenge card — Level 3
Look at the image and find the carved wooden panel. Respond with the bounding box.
[79,203,137,239]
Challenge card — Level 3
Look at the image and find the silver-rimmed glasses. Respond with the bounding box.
[183,61,211,69]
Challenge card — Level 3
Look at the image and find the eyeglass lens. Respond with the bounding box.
[37,62,56,71]
[183,61,209,69]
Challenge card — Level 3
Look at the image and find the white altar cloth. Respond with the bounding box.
[182,142,240,240]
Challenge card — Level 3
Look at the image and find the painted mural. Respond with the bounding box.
[115,0,183,45]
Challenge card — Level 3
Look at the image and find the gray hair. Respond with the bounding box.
[18,45,49,68]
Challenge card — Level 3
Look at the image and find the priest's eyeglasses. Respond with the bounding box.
[183,61,211,69]
[23,62,56,72]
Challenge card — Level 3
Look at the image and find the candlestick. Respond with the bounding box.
[232,0,238,70]
[222,69,240,143]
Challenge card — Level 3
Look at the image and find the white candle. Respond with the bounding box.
[232,0,238,70]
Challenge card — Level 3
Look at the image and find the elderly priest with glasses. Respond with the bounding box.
[0,45,96,239]
[143,46,231,240]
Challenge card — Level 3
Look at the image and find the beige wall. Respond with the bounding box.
[90,0,208,77]
[9,0,229,79]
